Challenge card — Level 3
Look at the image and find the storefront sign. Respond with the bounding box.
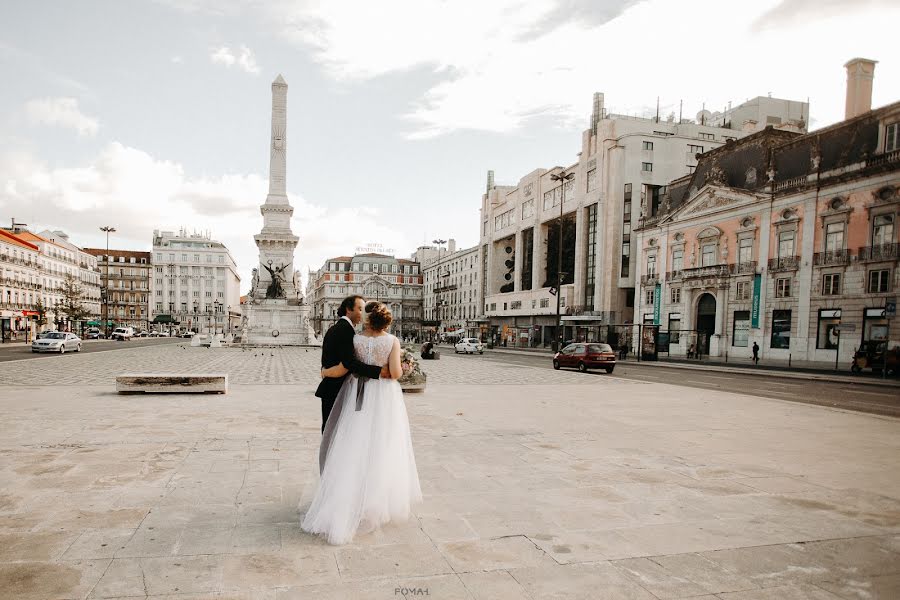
[653,283,661,325]
[750,274,761,329]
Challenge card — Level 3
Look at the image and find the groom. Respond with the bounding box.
[315,295,388,432]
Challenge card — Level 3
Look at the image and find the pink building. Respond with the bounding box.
[634,59,899,366]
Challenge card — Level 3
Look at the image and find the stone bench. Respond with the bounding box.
[116,374,228,394]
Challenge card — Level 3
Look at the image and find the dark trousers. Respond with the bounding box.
[321,396,336,433]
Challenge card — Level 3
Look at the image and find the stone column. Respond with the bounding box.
[268,75,288,198]
[532,222,546,290]
[755,207,772,351]
[513,230,523,292]
[796,193,816,357]
[573,206,586,310]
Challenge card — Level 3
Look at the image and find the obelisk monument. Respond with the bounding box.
[242,74,319,346]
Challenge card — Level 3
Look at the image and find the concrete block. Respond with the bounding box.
[116,374,228,394]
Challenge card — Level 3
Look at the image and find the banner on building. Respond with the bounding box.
[653,283,661,325]
[751,274,761,329]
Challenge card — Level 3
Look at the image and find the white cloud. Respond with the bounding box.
[209,45,260,74]
[0,143,410,290]
[255,0,900,138]
[25,97,99,136]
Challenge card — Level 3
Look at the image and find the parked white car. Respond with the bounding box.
[454,337,484,354]
[111,327,134,341]
[32,332,82,353]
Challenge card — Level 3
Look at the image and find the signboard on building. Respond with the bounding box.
[750,274,761,328]
[653,283,661,325]
[886,299,896,317]
[354,243,395,256]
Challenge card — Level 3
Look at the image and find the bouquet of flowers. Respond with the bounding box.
[398,345,427,391]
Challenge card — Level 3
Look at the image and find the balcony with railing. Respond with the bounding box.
[665,270,682,282]
[768,256,800,272]
[813,249,852,266]
[0,254,41,269]
[857,243,899,262]
[0,277,42,290]
[732,261,758,275]
[680,264,732,279]
[640,273,660,286]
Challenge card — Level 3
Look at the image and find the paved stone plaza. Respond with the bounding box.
[0,345,898,599]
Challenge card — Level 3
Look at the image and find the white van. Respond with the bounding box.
[111,326,134,341]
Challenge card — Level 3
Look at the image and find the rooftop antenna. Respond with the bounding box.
[655,96,660,123]
[701,103,706,125]
[679,100,683,124]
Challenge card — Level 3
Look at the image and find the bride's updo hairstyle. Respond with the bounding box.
[365,301,393,332]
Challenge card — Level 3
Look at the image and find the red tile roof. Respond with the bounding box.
[0,229,40,252]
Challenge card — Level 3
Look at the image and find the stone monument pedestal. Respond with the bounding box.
[243,301,320,347]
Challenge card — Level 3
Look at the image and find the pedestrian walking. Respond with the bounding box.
[752,342,760,365]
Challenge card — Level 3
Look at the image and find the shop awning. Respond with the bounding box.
[151,315,178,324]
[561,315,604,322]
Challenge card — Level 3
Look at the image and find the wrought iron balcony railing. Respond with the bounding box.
[732,261,758,275]
[768,256,800,272]
[856,243,899,262]
[813,249,851,266]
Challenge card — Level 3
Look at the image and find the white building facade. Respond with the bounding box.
[308,252,423,340]
[479,92,809,349]
[150,229,242,334]
[0,229,42,341]
[38,230,102,324]
[420,240,483,340]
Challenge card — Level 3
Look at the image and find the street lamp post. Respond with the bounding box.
[213,299,220,335]
[549,170,574,352]
[99,226,116,338]
[193,299,199,333]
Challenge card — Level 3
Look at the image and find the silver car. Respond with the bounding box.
[32,332,82,353]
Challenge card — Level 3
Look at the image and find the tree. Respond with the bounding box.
[33,296,48,329]
[60,274,90,328]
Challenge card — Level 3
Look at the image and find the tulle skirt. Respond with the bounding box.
[301,375,422,545]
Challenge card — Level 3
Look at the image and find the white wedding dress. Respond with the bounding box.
[301,333,422,545]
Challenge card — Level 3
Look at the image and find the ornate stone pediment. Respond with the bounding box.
[685,192,742,216]
[669,185,763,222]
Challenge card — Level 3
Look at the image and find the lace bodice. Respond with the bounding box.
[353,333,395,368]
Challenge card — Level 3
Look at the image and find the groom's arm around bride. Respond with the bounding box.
[314,295,383,432]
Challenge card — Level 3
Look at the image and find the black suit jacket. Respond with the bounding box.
[315,318,382,400]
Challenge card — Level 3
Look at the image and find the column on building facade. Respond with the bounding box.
[754,207,773,349]
[573,205,587,310]
[711,287,728,357]
[796,192,817,354]
[531,221,545,291]
[592,195,606,313]
[658,232,669,329]
[513,230,523,292]
[599,145,625,321]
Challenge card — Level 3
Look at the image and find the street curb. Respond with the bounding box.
[471,346,900,388]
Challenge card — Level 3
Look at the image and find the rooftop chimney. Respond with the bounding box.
[844,58,877,120]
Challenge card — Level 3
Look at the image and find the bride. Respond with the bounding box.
[301,301,422,545]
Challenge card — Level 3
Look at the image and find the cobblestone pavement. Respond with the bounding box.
[0,343,636,387]
[1,347,898,599]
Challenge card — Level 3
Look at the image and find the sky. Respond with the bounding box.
[1,0,898,293]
